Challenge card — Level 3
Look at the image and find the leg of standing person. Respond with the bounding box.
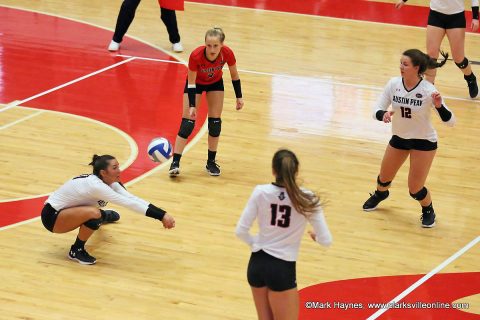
[108,0,142,51]
[169,91,202,176]
[53,206,105,264]
[408,149,437,227]
[250,287,274,320]
[205,90,224,176]
[268,288,299,320]
[160,7,183,52]
[363,144,410,211]
[446,28,479,98]
[425,25,446,84]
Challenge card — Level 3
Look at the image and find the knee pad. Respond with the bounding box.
[455,57,469,69]
[377,176,392,188]
[410,187,428,201]
[178,118,195,139]
[208,117,222,137]
[83,217,103,230]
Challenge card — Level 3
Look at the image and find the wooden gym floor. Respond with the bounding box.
[0,0,478,319]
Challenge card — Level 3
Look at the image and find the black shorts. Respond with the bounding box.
[41,203,61,232]
[428,10,466,29]
[247,250,297,292]
[183,78,224,94]
[389,135,437,151]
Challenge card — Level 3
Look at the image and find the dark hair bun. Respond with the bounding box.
[89,154,100,166]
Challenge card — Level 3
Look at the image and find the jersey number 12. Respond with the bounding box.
[270,204,291,228]
[400,106,412,118]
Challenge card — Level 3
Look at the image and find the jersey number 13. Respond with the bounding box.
[270,204,291,228]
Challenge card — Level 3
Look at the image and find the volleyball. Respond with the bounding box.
[147,137,172,163]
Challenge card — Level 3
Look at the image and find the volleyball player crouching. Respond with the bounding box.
[41,154,175,265]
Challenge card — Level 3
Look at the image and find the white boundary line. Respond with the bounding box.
[0,217,41,232]
[126,122,208,186]
[0,109,45,130]
[0,57,137,113]
[0,106,138,203]
[2,4,477,105]
[0,3,474,230]
[0,4,185,62]
[117,53,480,104]
[367,235,480,320]
[117,54,185,65]
[0,6,208,226]
[0,5,478,313]
[185,1,480,36]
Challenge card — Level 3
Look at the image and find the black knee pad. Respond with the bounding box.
[377,176,392,188]
[410,187,428,201]
[208,117,222,137]
[83,218,103,230]
[178,118,195,139]
[455,57,469,69]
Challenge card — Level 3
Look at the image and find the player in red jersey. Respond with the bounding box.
[169,27,244,177]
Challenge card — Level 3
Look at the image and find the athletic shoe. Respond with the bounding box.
[169,161,180,177]
[103,210,120,223]
[421,209,436,228]
[465,74,478,98]
[172,42,183,53]
[362,190,389,211]
[108,40,120,52]
[68,246,96,265]
[206,160,221,176]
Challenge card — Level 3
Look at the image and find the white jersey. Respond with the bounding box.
[430,0,479,15]
[235,184,332,262]
[373,77,455,142]
[46,174,149,215]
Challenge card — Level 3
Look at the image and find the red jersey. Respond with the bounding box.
[188,45,236,85]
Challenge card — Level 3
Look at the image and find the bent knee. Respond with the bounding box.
[87,207,102,219]
[409,187,428,201]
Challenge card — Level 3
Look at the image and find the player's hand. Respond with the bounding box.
[431,92,442,108]
[236,98,244,110]
[472,19,479,32]
[189,107,197,119]
[394,0,405,9]
[383,111,394,123]
[308,230,317,242]
[161,213,175,229]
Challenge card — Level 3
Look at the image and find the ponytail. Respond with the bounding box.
[403,49,448,75]
[273,149,321,216]
[427,50,448,69]
[89,154,115,178]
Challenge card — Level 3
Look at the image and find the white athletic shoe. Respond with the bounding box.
[108,40,120,52]
[172,42,183,53]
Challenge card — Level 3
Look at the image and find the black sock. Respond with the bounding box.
[465,72,475,81]
[375,189,389,199]
[208,150,217,162]
[72,237,86,250]
[422,202,434,213]
[173,153,182,163]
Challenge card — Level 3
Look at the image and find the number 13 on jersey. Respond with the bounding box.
[270,204,291,228]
